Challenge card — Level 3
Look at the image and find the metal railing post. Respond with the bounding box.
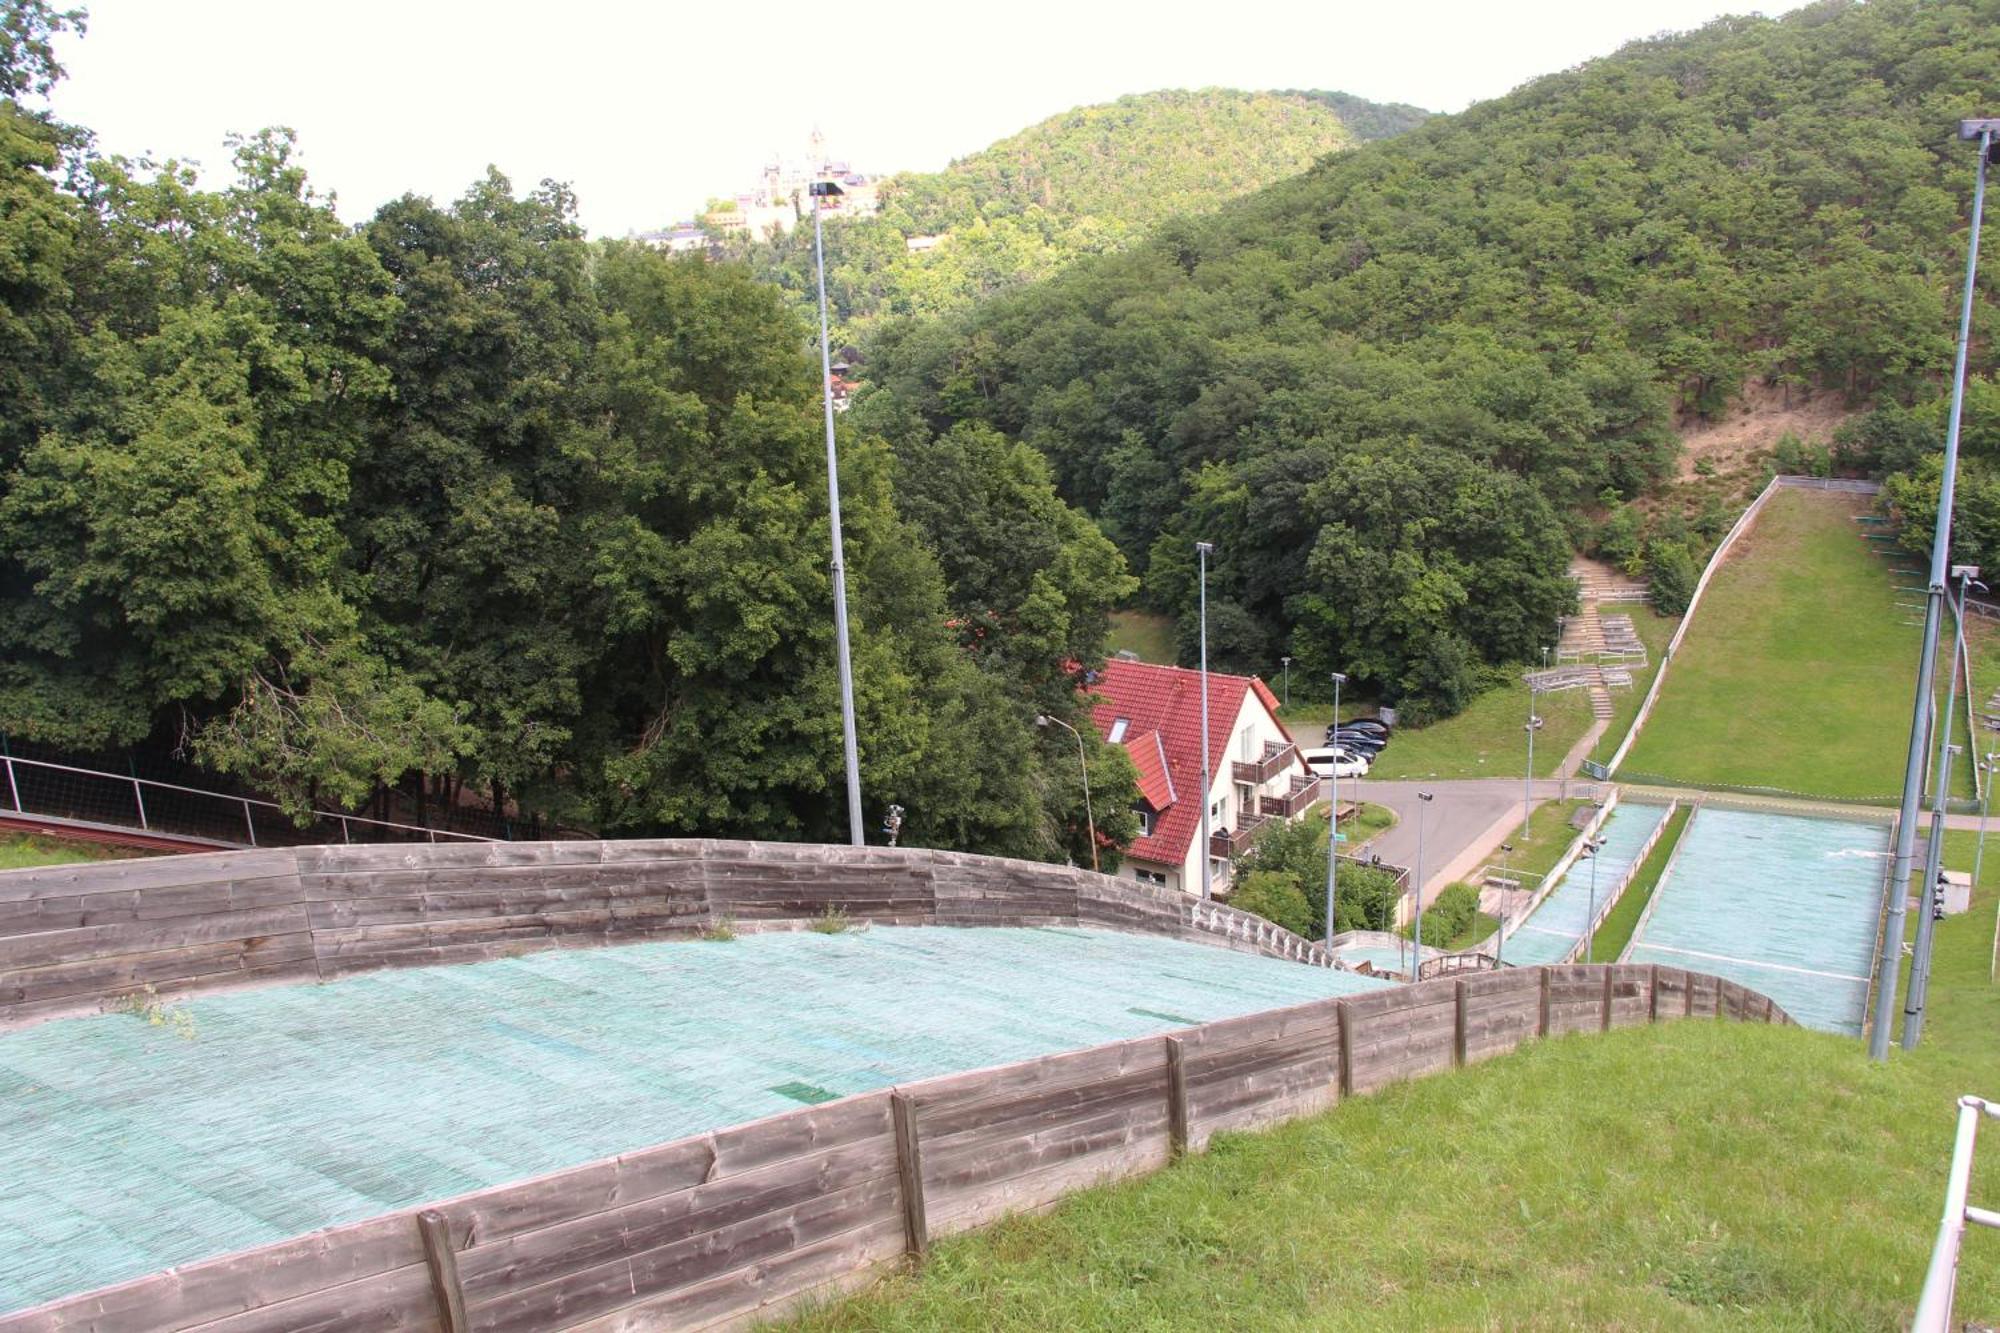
[131,776,149,832]
[2,739,19,814]
[1914,1095,2000,1331]
[242,798,257,846]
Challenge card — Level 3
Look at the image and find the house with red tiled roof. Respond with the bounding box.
[1087,658,1320,896]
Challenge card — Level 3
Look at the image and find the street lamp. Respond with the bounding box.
[1873,120,1997,1061]
[1324,670,1347,949]
[1582,834,1608,964]
[1494,841,1515,968]
[1281,656,1292,711]
[1196,542,1216,899]
[1036,714,1097,872]
[809,178,864,846]
[1411,790,1434,982]
[1522,675,1540,842]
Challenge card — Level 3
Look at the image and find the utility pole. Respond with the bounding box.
[1411,791,1434,982]
[810,179,864,846]
[1872,120,1997,1061]
[1197,541,1215,900]
[1324,671,1346,948]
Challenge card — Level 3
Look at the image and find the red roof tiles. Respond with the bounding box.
[1087,659,1292,869]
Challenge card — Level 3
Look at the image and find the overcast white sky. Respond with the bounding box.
[46,1,1797,237]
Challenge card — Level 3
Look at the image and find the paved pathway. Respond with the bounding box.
[1351,778,1597,906]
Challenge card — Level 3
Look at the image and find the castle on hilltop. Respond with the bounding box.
[638,129,882,253]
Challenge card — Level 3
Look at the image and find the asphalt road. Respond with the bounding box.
[1344,777,1596,906]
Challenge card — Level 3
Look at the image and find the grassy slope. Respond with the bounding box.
[1588,803,1692,962]
[1365,678,1593,781]
[1586,606,1680,765]
[0,835,121,870]
[789,842,2000,1331]
[1104,610,1177,665]
[1624,489,1933,799]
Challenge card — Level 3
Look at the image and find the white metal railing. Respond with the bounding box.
[0,752,494,847]
[1914,1094,2000,1331]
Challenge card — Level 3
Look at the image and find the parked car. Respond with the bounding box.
[1302,747,1370,778]
[1330,728,1388,754]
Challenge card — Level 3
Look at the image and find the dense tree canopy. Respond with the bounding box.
[854,0,2000,715]
[0,3,1135,859]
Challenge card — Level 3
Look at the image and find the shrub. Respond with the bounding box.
[809,906,853,934]
[1411,881,1480,944]
[1648,540,1699,616]
[1229,870,1312,937]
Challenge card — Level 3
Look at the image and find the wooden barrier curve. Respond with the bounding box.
[0,961,1789,1332]
[0,838,1347,1030]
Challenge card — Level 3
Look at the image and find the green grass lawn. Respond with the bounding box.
[1365,678,1594,781]
[1335,800,1395,849]
[786,833,2000,1332]
[0,834,125,870]
[1105,610,1177,665]
[1623,489,1939,800]
[1589,803,1692,963]
[1504,797,1591,883]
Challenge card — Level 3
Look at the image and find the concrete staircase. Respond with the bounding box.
[1556,560,1650,725]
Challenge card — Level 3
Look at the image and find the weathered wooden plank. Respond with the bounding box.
[168,1262,438,1333]
[453,1140,895,1300]
[0,904,313,970]
[558,1216,906,1333]
[465,1174,899,1333]
[0,1214,422,1333]
[891,1092,928,1259]
[0,849,301,903]
[1164,1037,1189,1157]
[415,1212,467,1333]
[1453,981,1469,1066]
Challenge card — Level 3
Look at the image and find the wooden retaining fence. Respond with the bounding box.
[0,839,1350,1030]
[0,961,1789,1333]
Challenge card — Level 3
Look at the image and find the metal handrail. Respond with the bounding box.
[1914,1094,2000,1331]
[0,752,493,846]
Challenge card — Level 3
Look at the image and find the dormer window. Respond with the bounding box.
[1108,717,1129,743]
[1134,805,1154,837]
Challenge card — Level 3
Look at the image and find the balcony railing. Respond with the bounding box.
[1231,740,1299,787]
[1260,774,1324,820]
[1209,814,1268,861]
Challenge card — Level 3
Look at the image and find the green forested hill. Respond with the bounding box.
[721,88,1430,340]
[857,0,2000,719]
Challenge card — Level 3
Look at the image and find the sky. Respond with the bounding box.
[46,0,1798,238]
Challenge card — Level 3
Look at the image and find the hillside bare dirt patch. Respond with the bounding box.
[1677,382,1856,481]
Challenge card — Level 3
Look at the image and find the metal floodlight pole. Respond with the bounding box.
[1281,656,1291,710]
[1495,841,1514,968]
[1325,670,1346,948]
[1907,740,1964,1048]
[1036,714,1097,872]
[1872,122,1994,1061]
[1907,568,1979,1047]
[1411,791,1435,982]
[1197,541,1215,900]
[811,182,864,846]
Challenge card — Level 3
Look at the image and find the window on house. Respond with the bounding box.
[1134,806,1153,837]
[1108,717,1129,743]
[1134,868,1168,886]
[1241,727,1256,760]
